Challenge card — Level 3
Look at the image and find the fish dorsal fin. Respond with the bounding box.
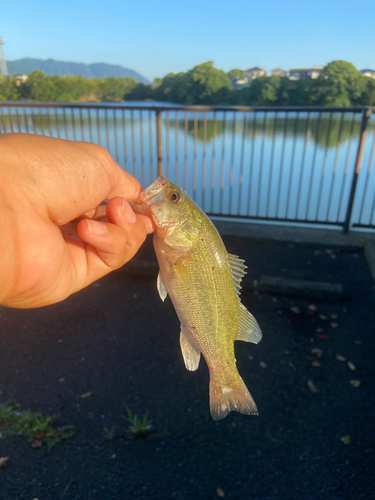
[180,327,201,371]
[228,254,247,295]
[235,303,262,344]
[157,272,168,302]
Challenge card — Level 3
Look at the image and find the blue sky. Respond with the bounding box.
[2,0,374,81]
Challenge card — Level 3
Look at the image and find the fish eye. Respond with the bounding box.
[170,191,180,203]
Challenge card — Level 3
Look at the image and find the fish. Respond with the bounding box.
[132,176,262,420]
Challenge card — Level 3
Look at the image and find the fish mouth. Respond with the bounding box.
[131,175,168,214]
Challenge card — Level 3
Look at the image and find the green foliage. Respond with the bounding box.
[122,406,153,437]
[103,423,118,440]
[0,76,20,100]
[0,401,75,449]
[227,69,245,80]
[313,60,367,106]
[361,78,375,105]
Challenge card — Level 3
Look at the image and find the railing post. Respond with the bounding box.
[156,109,163,176]
[343,107,371,233]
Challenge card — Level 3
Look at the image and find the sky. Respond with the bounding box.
[2,0,375,82]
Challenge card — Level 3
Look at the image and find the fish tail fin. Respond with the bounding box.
[209,373,258,421]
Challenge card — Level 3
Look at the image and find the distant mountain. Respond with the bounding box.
[7,58,149,83]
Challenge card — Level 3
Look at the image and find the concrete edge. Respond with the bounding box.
[364,239,375,281]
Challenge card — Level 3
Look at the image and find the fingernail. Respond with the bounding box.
[122,199,137,224]
[87,219,107,236]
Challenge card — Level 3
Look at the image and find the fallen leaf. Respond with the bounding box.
[311,348,323,358]
[248,355,254,361]
[311,360,321,368]
[80,391,93,399]
[307,380,319,393]
[318,314,327,320]
[325,248,333,254]
[34,431,46,440]
[217,486,225,498]
[318,334,329,341]
[0,457,9,469]
[290,306,301,314]
[336,354,346,361]
[330,254,337,259]
[314,250,320,255]
[316,328,324,333]
[288,362,296,369]
[340,435,352,445]
[272,297,278,302]
[347,361,356,371]
[354,340,362,345]
[31,440,42,449]
[330,322,339,328]
[308,305,317,312]
[330,314,338,319]
[259,362,267,369]
[349,380,361,388]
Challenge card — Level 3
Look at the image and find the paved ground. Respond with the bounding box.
[0,234,374,500]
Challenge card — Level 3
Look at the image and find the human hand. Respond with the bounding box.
[0,133,154,308]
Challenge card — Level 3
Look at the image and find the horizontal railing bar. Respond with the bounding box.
[207,213,346,226]
[0,102,369,114]
[351,224,375,229]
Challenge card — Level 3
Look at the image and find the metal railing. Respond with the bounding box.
[0,102,375,232]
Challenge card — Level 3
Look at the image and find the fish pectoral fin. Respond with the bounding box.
[235,303,262,344]
[157,272,168,302]
[180,328,201,371]
[228,253,247,295]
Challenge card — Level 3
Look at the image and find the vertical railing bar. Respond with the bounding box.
[256,112,267,216]
[238,112,248,215]
[0,106,7,133]
[23,106,30,134]
[113,109,119,164]
[247,112,257,215]
[337,113,356,222]
[296,112,311,218]
[87,108,93,144]
[344,108,371,233]
[139,109,145,187]
[266,111,278,217]
[175,110,179,186]
[184,110,188,190]
[357,121,375,224]
[202,111,207,210]
[105,108,110,153]
[96,108,102,146]
[219,112,227,213]
[275,112,289,217]
[326,112,345,219]
[62,107,68,140]
[228,111,237,214]
[285,113,299,218]
[15,106,22,132]
[79,107,85,142]
[39,107,45,135]
[148,110,154,180]
[315,112,333,220]
[193,110,198,199]
[210,111,217,213]
[122,109,129,172]
[166,110,170,179]
[46,107,53,136]
[70,108,76,141]
[8,106,15,133]
[130,109,136,177]
[156,109,163,177]
[30,107,37,134]
[305,112,322,219]
[54,108,60,138]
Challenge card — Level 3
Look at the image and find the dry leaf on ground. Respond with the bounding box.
[307,380,319,393]
[349,380,361,388]
[311,348,323,358]
[336,354,346,361]
[311,360,321,368]
[290,307,301,314]
[347,361,356,371]
[308,304,317,312]
[31,440,42,449]
[318,334,329,341]
[319,314,327,320]
[80,392,93,399]
[0,457,9,469]
[259,362,267,369]
[216,486,225,498]
[330,322,339,328]
[340,435,352,445]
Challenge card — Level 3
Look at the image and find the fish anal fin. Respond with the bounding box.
[180,328,201,371]
[209,373,258,421]
[235,303,262,344]
[228,253,247,294]
[157,272,168,302]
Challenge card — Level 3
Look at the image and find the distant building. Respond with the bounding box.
[15,74,28,86]
[244,67,266,80]
[361,69,375,79]
[289,66,323,80]
[271,68,286,77]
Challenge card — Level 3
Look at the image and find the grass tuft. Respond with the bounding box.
[122,405,153,438]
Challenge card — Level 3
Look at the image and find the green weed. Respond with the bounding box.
[122,405,153,438]
[0,401,75,449]
[103,423,118,440]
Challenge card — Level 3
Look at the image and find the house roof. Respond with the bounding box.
[271,68,286,72]
[361,69,375,74]
[245,67,265,72]
[289,68,313,72]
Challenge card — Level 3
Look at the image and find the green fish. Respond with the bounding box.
[132,176,262,420]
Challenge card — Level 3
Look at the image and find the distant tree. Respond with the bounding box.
[97,77,137,101]
[227,69,244,80]
[124,83,154,101]
[0,76,21,101]
[313,60,367,106]
[360,78,375,105]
